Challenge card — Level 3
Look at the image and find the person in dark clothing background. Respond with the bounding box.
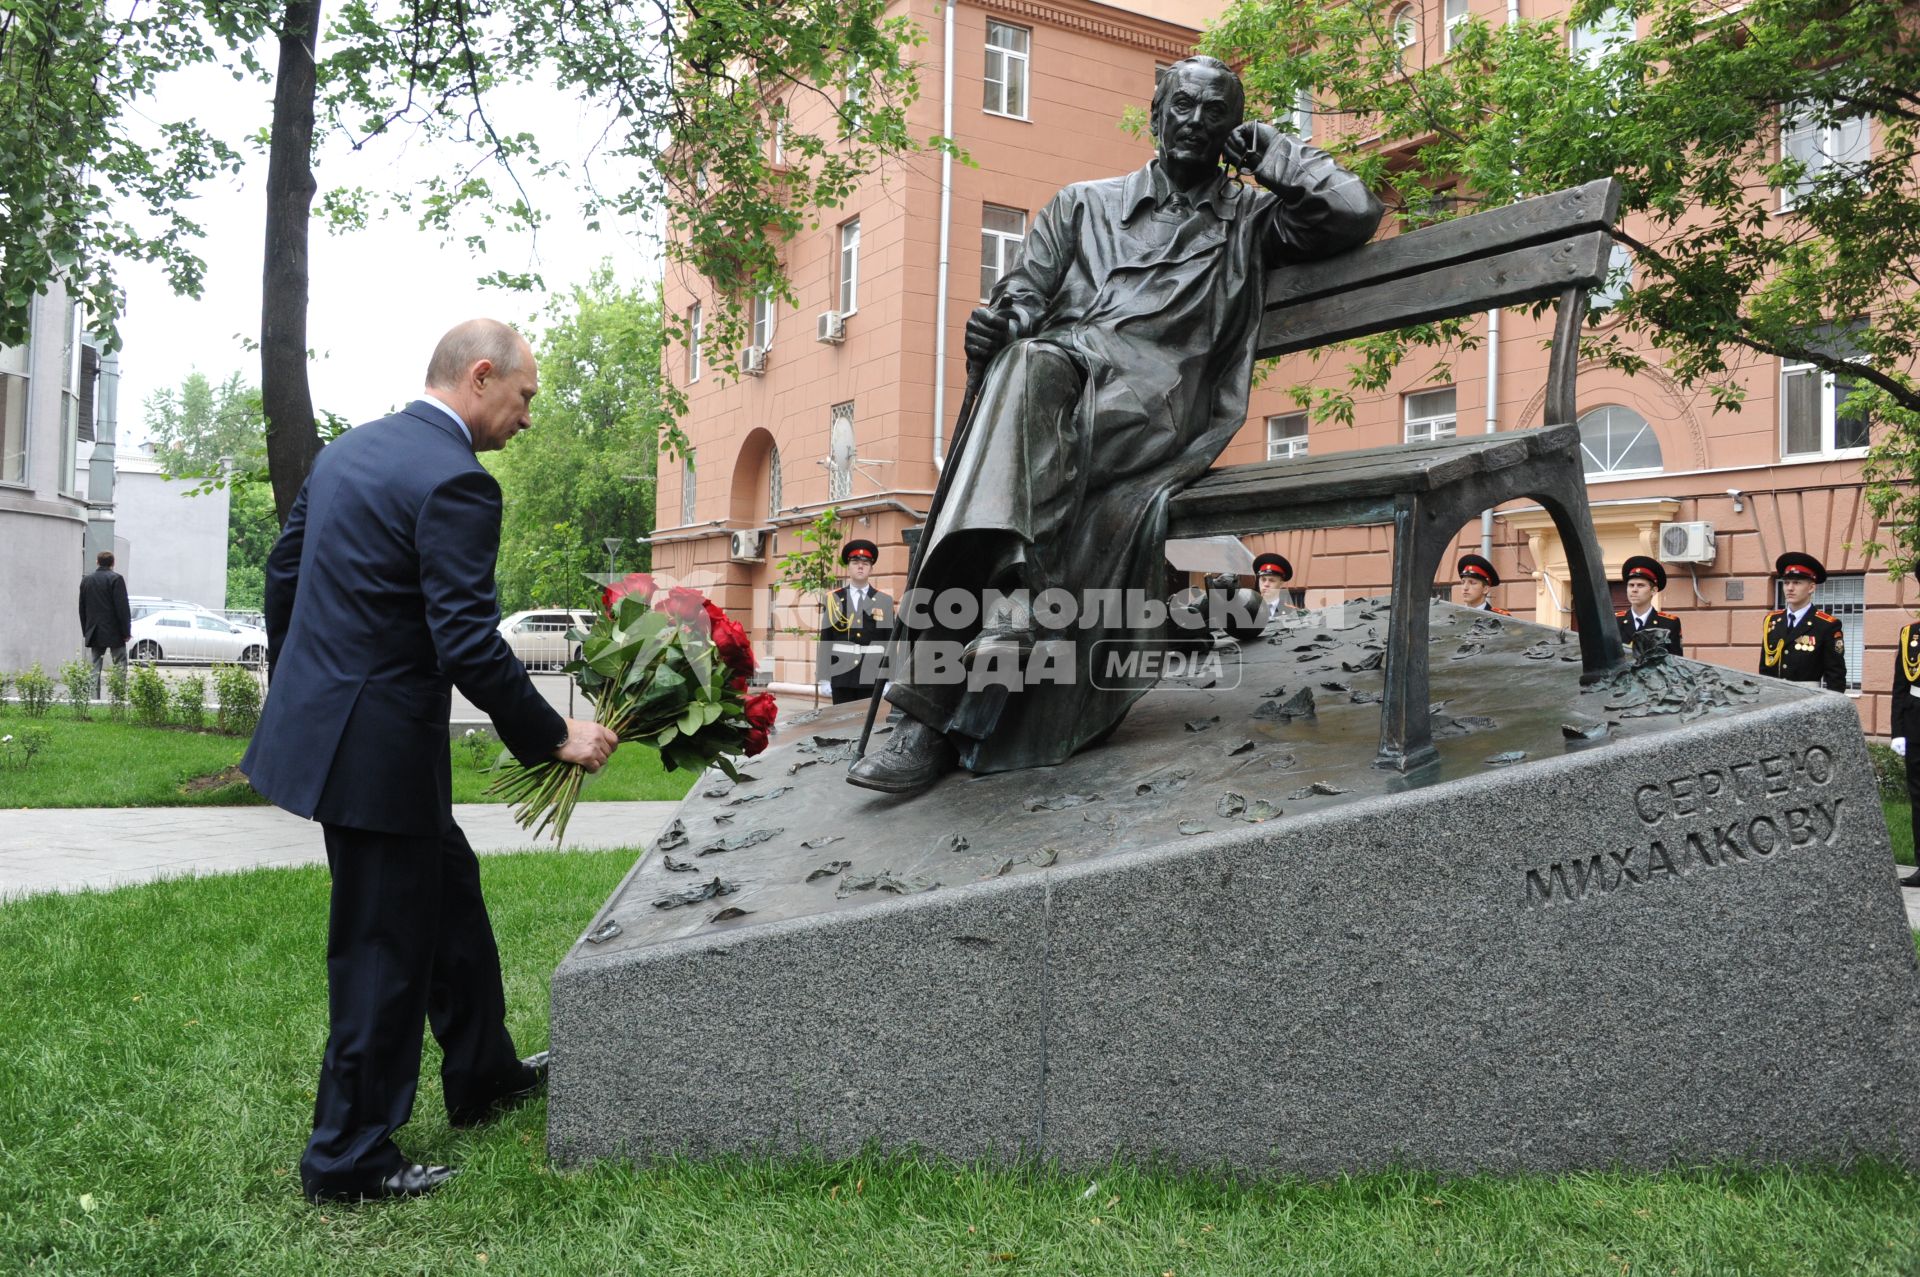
[78,550,132,693]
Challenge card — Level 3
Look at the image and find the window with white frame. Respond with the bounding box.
[770,110,786,166]
[1588,242,1633,313]
[1404,387,1457,443]
[980,204,1026,298]
[59,303,82,497]
[680,449,697,525]
[984,21,1030,118]
[1444,0,1470,51]
[1290,89,1314,142]
[1576,405,1661,476]
[687,302,703,382]
[1266,412,1308,460]
[1391,5,1418,68]
[1779,103,1870,211]
[767,445,783,519]
[838,219,861,316]
[828,402,856,501]
[752,291,775,350]
[1781,355,1869,458]
[1569,6,1632,66]
[0,338,26,484]
[1775,572,1863,690]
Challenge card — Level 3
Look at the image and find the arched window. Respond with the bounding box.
[1390,4,1418,68]
[1577,405,1661,476]
[767,445,783,518]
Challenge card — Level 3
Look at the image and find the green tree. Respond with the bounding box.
[224,477,281,610]
[486,267,666,613]
[143,371,267,478]
[1204,0,1920,563]
[2,2,934,523]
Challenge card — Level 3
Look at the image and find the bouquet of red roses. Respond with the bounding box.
[488,572,778,841]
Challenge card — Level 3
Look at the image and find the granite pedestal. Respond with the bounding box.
[548,601,1920,1174]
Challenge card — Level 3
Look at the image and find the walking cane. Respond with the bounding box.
[854,358,990,758]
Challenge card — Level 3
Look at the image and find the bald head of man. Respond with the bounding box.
[423,319,539,452]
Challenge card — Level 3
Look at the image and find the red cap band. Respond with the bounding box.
[1627,567,1657,582]
[847,549,875,561]
[1782,565,1815,579]
[1461,564,1492,582]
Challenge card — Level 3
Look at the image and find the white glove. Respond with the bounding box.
[1894,737,1907,757]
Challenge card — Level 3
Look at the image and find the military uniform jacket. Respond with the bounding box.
[817,585,895,691]
[1760,608,1847,691]
[1894,622,1920,741]
[1616,607,1683,657]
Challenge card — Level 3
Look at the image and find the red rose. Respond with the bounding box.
[729,674,748,693]
[743,726,770,756]
[660,585,708,625]
[601,571,657,616]
[743,692,778,730]
[712,613,755,677]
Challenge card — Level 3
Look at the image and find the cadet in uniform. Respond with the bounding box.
[1615,554,1683,656]
[1253,553,1295,625]
[1890,583,1920,886]
[1456,554,1511,615]
[818,539,895,705]
[1759,551,1847,691]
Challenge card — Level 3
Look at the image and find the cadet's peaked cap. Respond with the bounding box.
[1457,554,1500,587]
[841,539,878,564]
[1621,555,1667,591]
[1253,553,1293,581]
[1774,551,1827,584]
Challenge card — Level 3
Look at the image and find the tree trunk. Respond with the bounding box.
[261,0,322,526]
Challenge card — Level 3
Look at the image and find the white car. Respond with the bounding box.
[498,609,593,672]
[129,609,269,664]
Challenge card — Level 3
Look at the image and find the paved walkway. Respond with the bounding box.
[0,801,679,898]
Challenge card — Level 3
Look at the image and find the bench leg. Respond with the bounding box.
[1530,477,1627,681]
[1377,494,1449,772]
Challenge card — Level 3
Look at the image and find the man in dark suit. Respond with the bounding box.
[77,550,132,693]
[242,319,618,1205]
[818,539,894,704]
[1615,555,1684,657]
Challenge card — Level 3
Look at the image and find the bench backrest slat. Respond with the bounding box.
[1257,230,1614,359]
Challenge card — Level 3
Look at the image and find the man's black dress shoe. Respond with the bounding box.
[1901,870,1920,888]
[846,716,957,795]
[303,1162,457,1205]
[448,1050,551,1127]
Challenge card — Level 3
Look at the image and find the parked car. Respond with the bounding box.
[497,609,594,672]
[129,595,218,622]
[129,609,269,664]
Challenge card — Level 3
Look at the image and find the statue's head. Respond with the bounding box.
[1150,56,1245,170]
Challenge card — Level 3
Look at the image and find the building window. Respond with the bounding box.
[768,445,783,519]
[687,302,703,382]
[1154,62,1173,89]
[984,21,1030,118]
[1589,243,1633,313]
[1779,103,1870,211]
[1576,405,1661,476]
[838,219,861,316]
[1404,387,1457,443]
[1290,89,1314,142]
[0,337,25,484]
[1781,355,1869,458]
[1775,573,1864,691]
[59,303,83,498]
[1444,0,1470,51]
[1391,6,1418,68]
[770,110,786,167]
[981,204,1026,298]
[752,291,775,350]
[680,449,697,525]
[1266,412,1308,460]
[1569,6,1632,65]
[828,402,855,501]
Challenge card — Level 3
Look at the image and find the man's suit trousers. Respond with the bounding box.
[299,820,524,1193]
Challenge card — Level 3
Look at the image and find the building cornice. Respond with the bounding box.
[974,0,1200,61]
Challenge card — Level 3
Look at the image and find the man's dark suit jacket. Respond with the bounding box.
[241,401,566,836]
[78,568,131,649]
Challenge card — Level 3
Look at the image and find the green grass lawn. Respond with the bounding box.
[0,714,696,807]
[1,851,1916,1275]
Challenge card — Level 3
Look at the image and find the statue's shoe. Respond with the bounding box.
[847,717,957,795]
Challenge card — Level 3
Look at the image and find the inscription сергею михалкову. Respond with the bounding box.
[1523,746,1844,908]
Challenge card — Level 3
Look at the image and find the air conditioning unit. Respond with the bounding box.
[739,345,767,376]
[816,311,846,344]
[729,529,766,562]
[1657,521,1716,564]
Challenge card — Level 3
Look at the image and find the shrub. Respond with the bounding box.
[130,664,169,727]
[458,727,499,771]
[1870,741,1908,802]
[0,725,51,770]
[60,658,94,719]
[214,664,262,736]
[106,663,129,721]
[171,674,207,729]
[0,670,9,715]
[15,664,55,718]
